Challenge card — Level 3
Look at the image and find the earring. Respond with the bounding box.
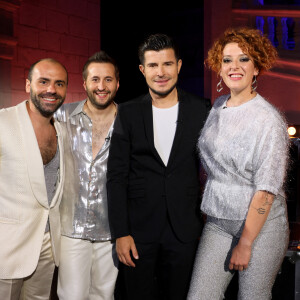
[251,75,257,93]
[216,77,223,93]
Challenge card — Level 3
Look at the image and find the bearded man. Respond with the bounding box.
[0,58,68,300]
[55,51,119,300]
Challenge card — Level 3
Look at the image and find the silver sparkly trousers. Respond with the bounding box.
[187,212,289,300]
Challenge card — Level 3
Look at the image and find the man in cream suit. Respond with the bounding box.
[0,58,67,300]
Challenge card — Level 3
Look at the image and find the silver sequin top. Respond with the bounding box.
[55,100,114,241]
[198,93,289,220]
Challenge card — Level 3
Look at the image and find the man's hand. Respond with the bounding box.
[116,235,139,267]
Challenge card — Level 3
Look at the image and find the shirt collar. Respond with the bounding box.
[68,100,118,119]
[69,99,87,118]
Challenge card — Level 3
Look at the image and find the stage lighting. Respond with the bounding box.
[288,125,300,138]
[288,126,296,136]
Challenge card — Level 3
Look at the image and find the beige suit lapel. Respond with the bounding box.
[50,121,65,208]
[16,101,49,208]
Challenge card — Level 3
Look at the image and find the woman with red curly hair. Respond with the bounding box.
[188,27,289,299]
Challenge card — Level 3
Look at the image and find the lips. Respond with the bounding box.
[40,93,62,103]
[155,79,169,86]
[228,74,243,81]
[43,97,57,102]
[95,91,109,99]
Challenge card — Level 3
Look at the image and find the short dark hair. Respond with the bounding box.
[82,51,120,81]
[27,58,68,84]
[138,33,180,66]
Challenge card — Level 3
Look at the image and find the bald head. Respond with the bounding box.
[28,58,68,84]
[26,58,68,118]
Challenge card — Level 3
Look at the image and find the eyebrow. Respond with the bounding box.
[38,77,66,84]
[223,54,248,57]
[91,75,114,79]
[147,61,175,65]
[38,77,50,81]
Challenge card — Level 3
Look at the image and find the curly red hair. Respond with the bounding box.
[206,27,278,75]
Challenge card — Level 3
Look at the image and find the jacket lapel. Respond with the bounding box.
[16,101,49,208]
[167,91,186,168]
[50,121,65,208]
[141,94,165,165]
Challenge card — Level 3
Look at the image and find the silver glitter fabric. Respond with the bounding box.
[188,212,289,300]
[188,93,290,299]
[55,101,114,241]
[198,93,289,220]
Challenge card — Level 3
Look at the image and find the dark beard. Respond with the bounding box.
[148,81,177,97]
[87,89,116,110]
[30,91,64,118]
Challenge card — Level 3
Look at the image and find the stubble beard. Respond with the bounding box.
[30,90,64,118]
[148,80,178,97]
[87,89,116,110]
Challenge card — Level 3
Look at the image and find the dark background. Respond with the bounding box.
[100,0,205,104]
[99,2,298,299]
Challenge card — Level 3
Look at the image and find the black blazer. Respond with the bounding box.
[107,88,211,243]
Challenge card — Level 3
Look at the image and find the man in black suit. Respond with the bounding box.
[107,33,211,300]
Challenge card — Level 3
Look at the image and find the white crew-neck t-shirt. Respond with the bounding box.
[152,103,179,166]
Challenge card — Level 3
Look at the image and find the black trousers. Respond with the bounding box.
[121,218,199,300]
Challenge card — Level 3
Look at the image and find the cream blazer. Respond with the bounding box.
[0,101,65,279]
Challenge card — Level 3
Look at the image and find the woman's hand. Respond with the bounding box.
[229,191,274,272]
[229,237,252,271]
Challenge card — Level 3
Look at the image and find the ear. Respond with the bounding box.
[218,69,223,79]
[139,64,145,76]
[83,81,87,91]
[177,59,182,74]
[254,68,259,76]
[25,79,31,93]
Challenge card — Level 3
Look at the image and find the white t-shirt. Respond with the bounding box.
[152,103,178,166]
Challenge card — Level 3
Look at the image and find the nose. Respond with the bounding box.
[47,83,56,93]
[157,65,165,77]
[97,80,106,91]
[230,59,240,70]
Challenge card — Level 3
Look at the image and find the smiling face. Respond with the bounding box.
[139,48,182,98]
[83,62,119,110]
[26,60,67,118]
[220,42,259,96]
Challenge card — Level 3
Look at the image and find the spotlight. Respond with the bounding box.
[288,126,297,136]
[288,125,300,138]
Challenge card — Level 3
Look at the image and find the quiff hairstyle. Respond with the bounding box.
[138,33,180,66]
[206,27,278,76]
[82,51,120,81]
[27,58,68,84]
